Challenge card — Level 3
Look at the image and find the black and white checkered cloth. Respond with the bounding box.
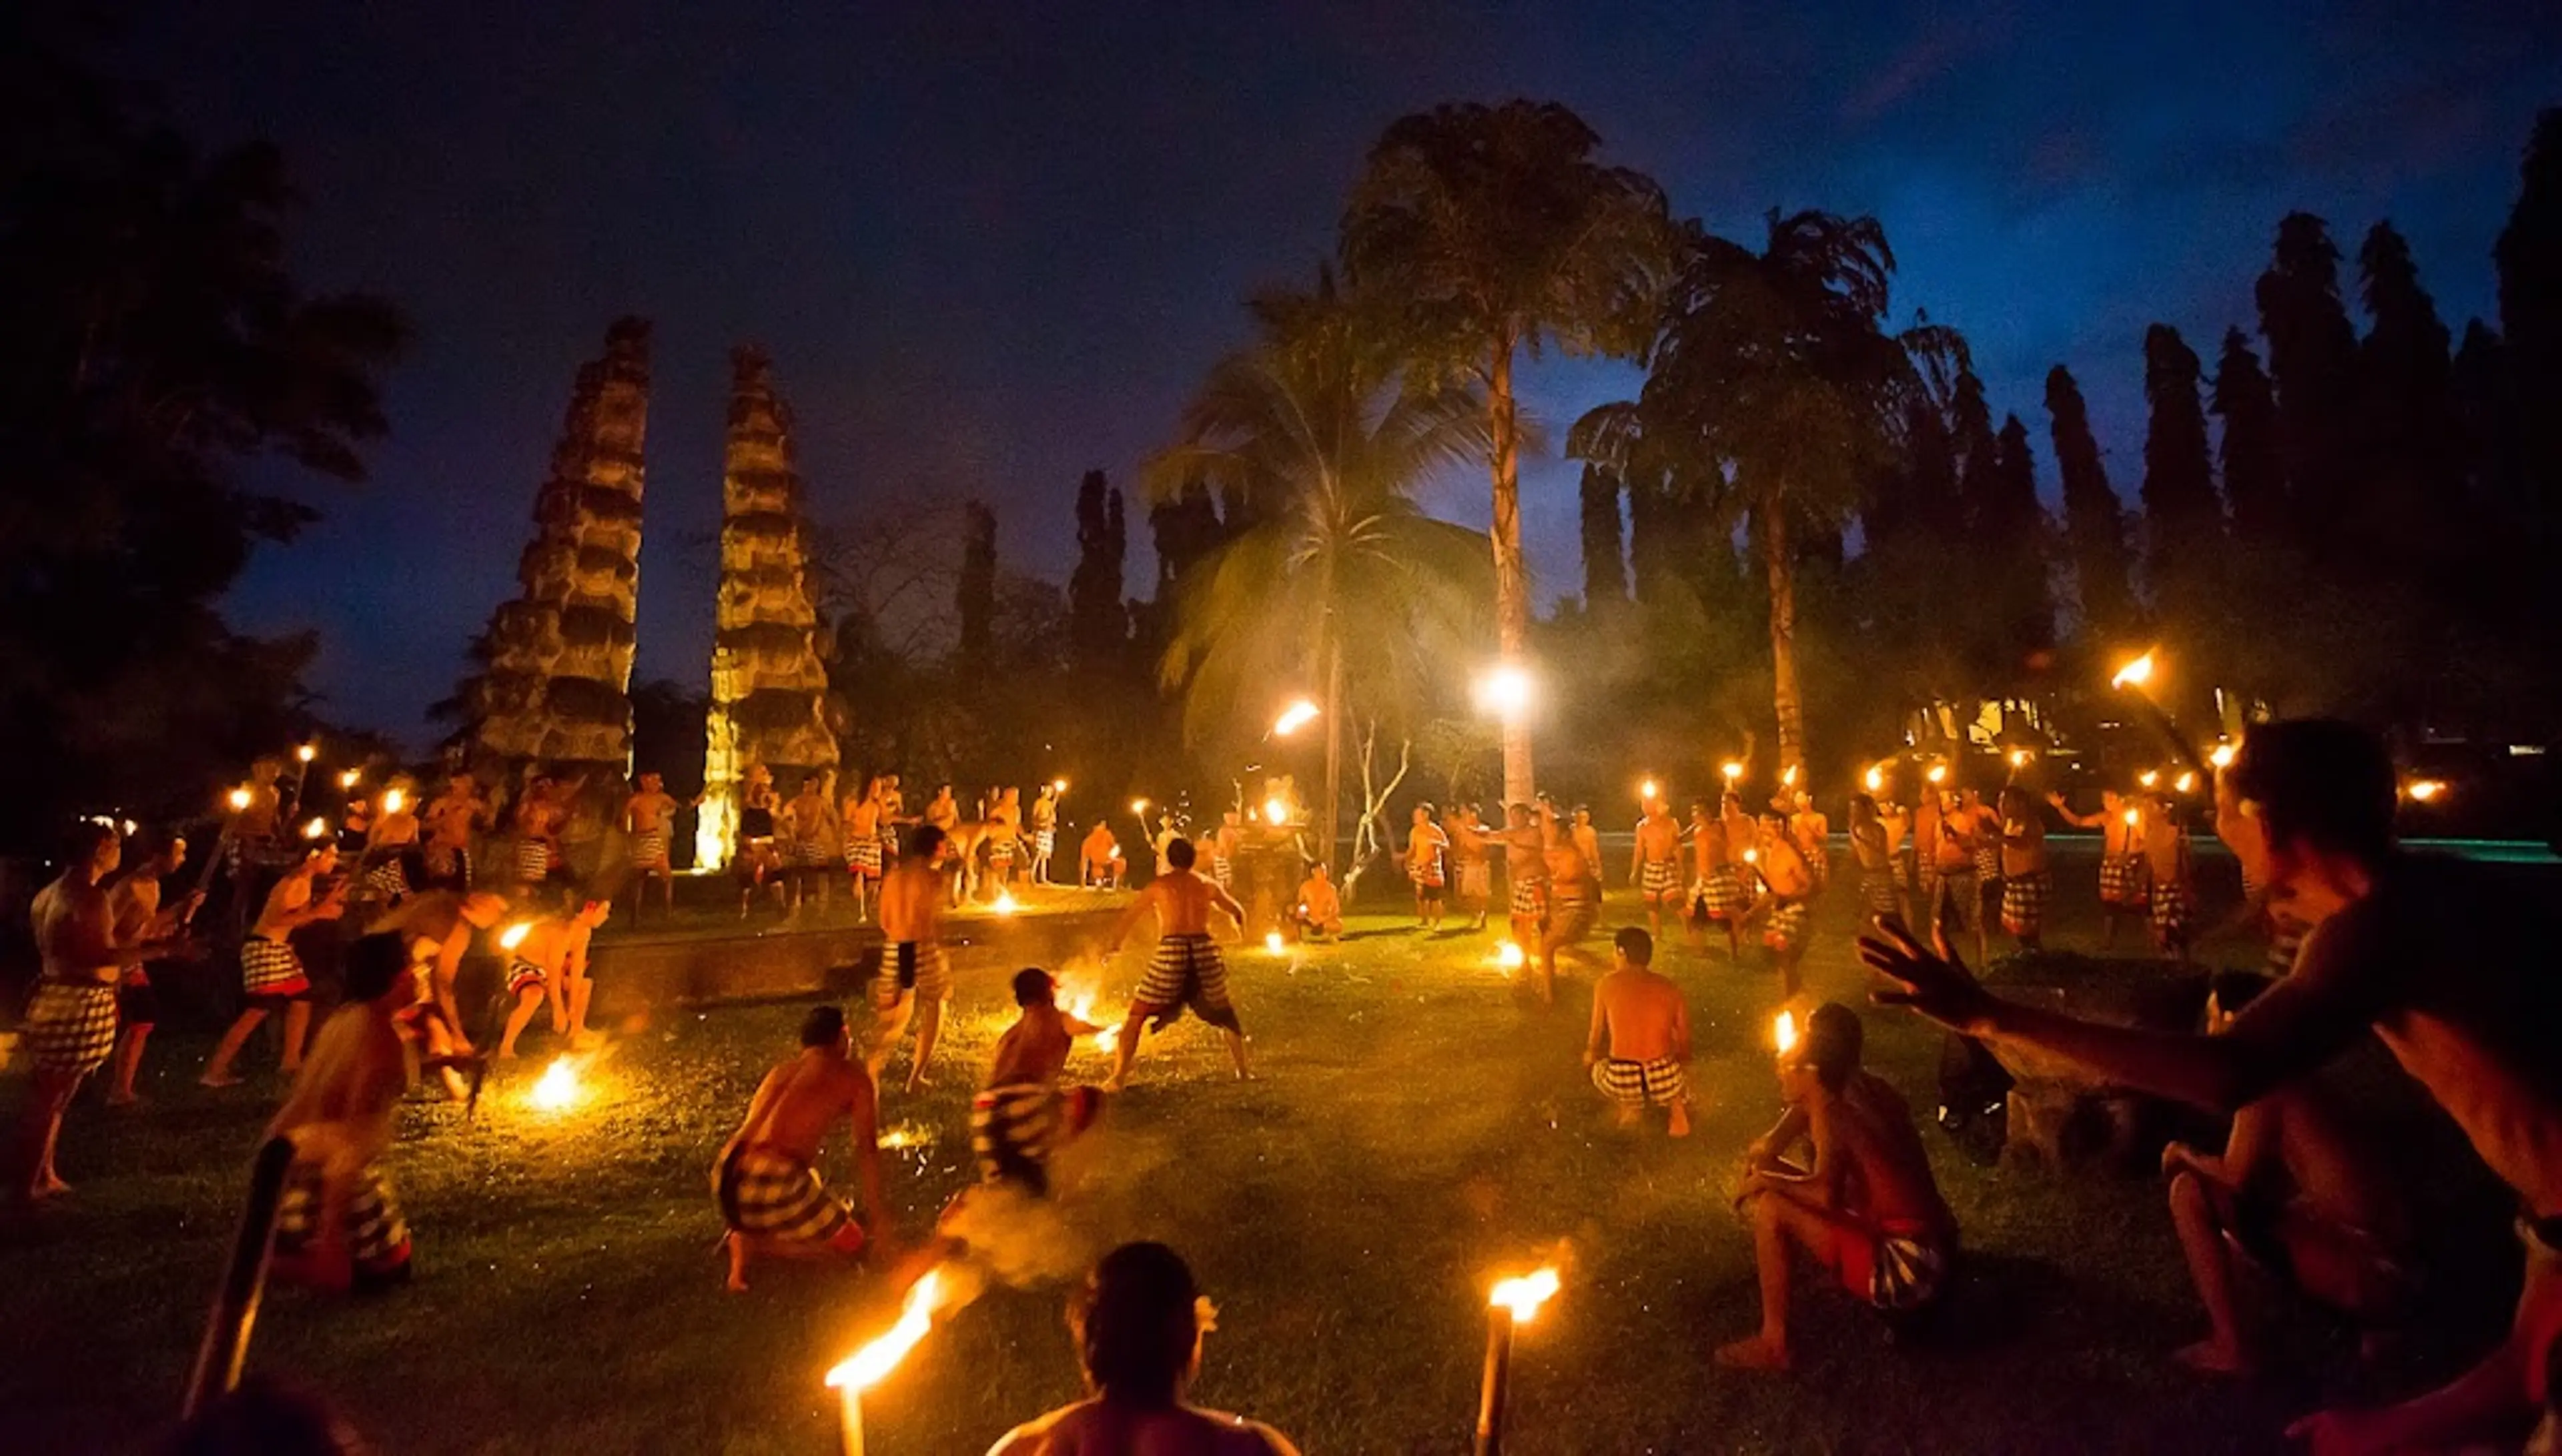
[2098,852,2150,908]
[713,1145,849,1242]
[2000,870,2051,937]
[870,941,951,1010]
[273,1159,412,1275]
[242,936,308,995]
[1590,1055,1687,1108]
[1135,934,1240,1030]
[23,982,118,1075]
[1640,858,1681,898]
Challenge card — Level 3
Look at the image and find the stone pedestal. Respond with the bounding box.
[1985,954,2209,1172]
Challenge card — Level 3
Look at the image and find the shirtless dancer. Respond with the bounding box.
[203,846,346,1086]
[1789,790,1831,896]
[1539,806,1604,1004]
[15,824,189,1199]
[420,774,488,894]
[1404,804,1449,930]
[779,773,837,914]
[972,968,1109,1195]
[369,889,508,1095]
[1500,803,1547,953]
[870,825,955,1093]
[713,1004,890,1290]
[1719,1002,1960,1371]
[1996,785,2051,952]
[735,764,783,916]
[1210,810,1243,898]
[1863,720,2562,1452]
[1292,862,1344,940]
[843,776,887,922]
[1450,806,1494,930]
[2144,790,2198,958]
[1848,795,1907,930]
[360,782,424,905]
[1697,792,1755,960]
[104,832,197,1106]
[1585,927,1694,1136]
[1630,794,1685,940]
[2051,786,2150,948]
[1102,838,1250,1088]
[1571,806,1605,891]
[1029,783,1061,886]
[1747,814,1819,1002]
[985,787,1027,892]
[496,898,610,1058]
[622,772,687,920]
[1921,787,1988,968]
[1081,822,1127,888]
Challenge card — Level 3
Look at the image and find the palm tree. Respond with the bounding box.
[1342,100,1674,804]
[1573,211,1907,778]
[1148,273,1491,871]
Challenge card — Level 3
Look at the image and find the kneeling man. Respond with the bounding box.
[713,1004,891,1290]
[971,968,1108,1196]
[1583,927,1693,1136]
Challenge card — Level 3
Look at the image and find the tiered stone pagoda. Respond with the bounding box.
[695,345,839,868]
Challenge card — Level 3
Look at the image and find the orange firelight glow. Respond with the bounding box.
[1775,1010,1799,1056]
[827,1268,947,1394]
[227,787,253,812]
[2112,651,2157,691]
[381,788,407,815]
[528,1056,584,1114]
[2209,742,2238,770]
[1488,1267,1562,1325]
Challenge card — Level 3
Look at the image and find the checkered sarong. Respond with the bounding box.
[23,982,118,1075]
[971,1082,1101,1193]
[1033,828,1055,858]
[242,936,310,996]
[515,839,552,882]
[364,857,411,900]
[1640,858,1680,898]
[1926,868,1979,933]
[713,1145,851,1243]
[847,835,883,875]
[1409,848,1445,890]
[1591,1055,1687,1108]
[1134,934,1240,1030]
[2152,882,2194,947]
[1764,898,1811,953]
[2099,852,2150,908]
[627,828,667,868]
[1974,844,2002,884]
[1866,1226,1948,1311]
[273,1160,411,1276]
[871,941,951,1010]
[1699,866,1749,920]
[1861,866,1901,918]
[2000,870,2050,937]
[1210,855,1234,889]
[1510,874,1547,918]
[506,958,547,996]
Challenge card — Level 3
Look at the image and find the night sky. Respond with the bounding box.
[127,1,2554,743]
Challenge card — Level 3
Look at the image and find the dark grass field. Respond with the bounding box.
[0,860,2542,1455]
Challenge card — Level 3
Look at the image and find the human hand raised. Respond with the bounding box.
[1856,916,1996,1036]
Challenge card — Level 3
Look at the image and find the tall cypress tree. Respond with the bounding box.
[957,500,997,672]
[1984,412,2056,674]
[1578,461,1629,613]
[2211,329,2286,546]
[1067,469,1128,666]
[1950,366,2000,535]
[2357,222,2459,570]
[2140,325,2222,637]
[2254,213,2364,566]
[2044,365,2136,645]
[2496,109,2562,549]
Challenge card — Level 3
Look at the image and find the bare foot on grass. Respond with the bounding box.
[2172,1338,2253,1377]
[1713,1335,1792,1372]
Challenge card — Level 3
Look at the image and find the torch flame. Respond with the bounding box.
[1741,847,1759,864]
[2138,770,2160,789]
[1639,778,1658,802]
[1489,1267,1562,1324]
[2209,742,2238,770]
[2122,808,2141,828]
[382,788,407,815]
[1263,930,1286,956]
[2407,778,2447,803]
[296,743,318,764]
[529,1056,583,1113]
[1064,991,1121,1054]
[1863,766,1884,794]
[991,889,1019,915]
[498,921,532,952]
[1721,761,1743,782]
[2112,651,2157,691]
[2174,771,2198,794]
[1494,940,1527,972]
[1775,1010,1799,1056]
[1782,764,1799,788]
[2008,749,2031,768]
[302,816,329,840]
[827,1268,945,1395]
[1926,764,1949,785]
[227,786,253,812]
[1262,797,1288,826]
[1272,699,1320,738]
[1130,798,1150,815]
[339,768,363,790]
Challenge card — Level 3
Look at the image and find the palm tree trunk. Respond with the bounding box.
[1488,335,1533,804]
[1761,484,1807,777]
[1322,636,1344,877]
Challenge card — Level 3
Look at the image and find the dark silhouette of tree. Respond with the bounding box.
[1068,468,1129,668]
[2496,109,2562,568]
[2211,329,2286,546]
[1854,321,1974,701]
[1147,481,1226,594]
[1574,211,1907,777]
[2356,222,2459,577]
[2139,325,2222,648]
[2044,365,2136,646]
[1578,461,1629,614]
[956,501,997,673]
[1975,412,2054,684]
[2254,213,2364,566]
[1343,99,1675,802]
[0,19,408,847]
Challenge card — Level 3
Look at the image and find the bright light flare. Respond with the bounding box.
[1473,664,1535,720]
[1263,930,1286,956]
[2138,770,2160,789]
[1721,760,1744,782]
[1262,797,1288,826]
[2407,778,2447,803]
[1130,798,1150,815]
[302,816,329,840]
[2008,749,2031,768]
[2174,771,2198,794]
[2209,742,2238,770]
[1489,1267,1562,1325]
[528,1056,584,1113]
[338,768,363,790]
[1926,764,1949,786]
[991,889,1019,915]
[2122,808,2141,828]
[381,788,407,815]
[1781,765,1799,788]
[1863,766,1885,794]
[1774,1010,1799,1056]
[2112,651,2157,691]
[227,787,253,812]
[1051,777,1069,793]
[1639,778,1658,802]
[827,1267,946,1395]
[296,744,318,764]
[498,921,532,952]
[1741,847,1759,864]
[1272,699,1320,738]
[877,1123,934,1151]
[1493,940,1527,973]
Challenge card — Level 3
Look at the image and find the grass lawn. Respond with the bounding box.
[0,864,2525,1454]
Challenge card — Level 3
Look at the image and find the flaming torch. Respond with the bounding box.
[2110,649,2210,778]
[1774,1010,1799,1057]
[528,1056,584,1114]
[290,742,318,810]
[2208,742,2238,770]
[1863,764,1885,796]
[991,888,1019,916]
[1721,760,1744,789]
[186,785,258,920]
[827,1267,950,1456]
[1476,1266,1561,1456]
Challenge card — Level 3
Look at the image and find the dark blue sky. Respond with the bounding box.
[131,1,2553,742]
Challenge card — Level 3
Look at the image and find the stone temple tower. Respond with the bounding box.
[696,345,839,868]
[466,318,651,776]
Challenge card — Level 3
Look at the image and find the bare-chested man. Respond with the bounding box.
[358,780,424,905]
[103,832,197,1107]
[511,773,578,906]
[368,888,508,1095]
[1539,806,1603,1004]
[266,933,460,1294]
[713,1004,890,1290]
[1684,800,1725,952]
[1584,928,1693,1136]
[1292,862,1344,940]
[1996,785,2051,952]
[971,968,1109,1195]
[1029,782,1061,885]
[1848,794,1907,930]
[1571,806,1605,890]
[1630,794,1685,940]
[1960,785,2004,926]
[842,776,888,920]
[1501,802,1547,952]
[985,786,1026,891]
[1102,838,1249,1088]
[496,898,610,1058]
[14,824,188,1199]
[1921,786,1988,968]
[2050,786,2150,948]
[1863,720,2562,1452]
[203,845,346,1086]
[1081,822,1127,888]
[925,784,960,836]
[420,774,488,894]
[734,764,783,916]
[1449,806,1493,930]
[870,824,955,1093]
[1747,814,1818,1001]
[1719,1002,1959,1371]
[2162,970,2416,1376]
[1404,804,1448,930]
[2144,790,2198,958]
[1789,790,1831,896]
[777,772,837,914]
[1210,809,1244,897]
[621,772,687,919]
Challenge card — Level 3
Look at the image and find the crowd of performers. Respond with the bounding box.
[18,720,2562,1453]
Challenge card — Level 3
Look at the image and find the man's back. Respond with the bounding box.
[879,863,941,942]
[1597,968,1687,1062]
[989,1399,1300,1456]
[1835,1070,1956,1238]
[737,1051,862,1163]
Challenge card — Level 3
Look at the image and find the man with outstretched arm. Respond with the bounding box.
[1101,837,1250,1090]
[1861,720,2562,1455]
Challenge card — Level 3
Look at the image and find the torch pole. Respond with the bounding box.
[838,1387,864,1456]
[2123,693,2212,780]
[182,1135,296,1419]
[1473,1304,1515,1456]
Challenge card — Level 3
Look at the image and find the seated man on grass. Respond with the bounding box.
[988,1241,1302,1456]
[712,1004,890,1291]
[1583,926,1693,1137]
[1292,862,1343,941]
[971,968,1108,1197]
[2162,969,2417,1375]
[1719,1002,1959,1371]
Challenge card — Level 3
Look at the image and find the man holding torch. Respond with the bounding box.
[1861,720,2562,1453]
